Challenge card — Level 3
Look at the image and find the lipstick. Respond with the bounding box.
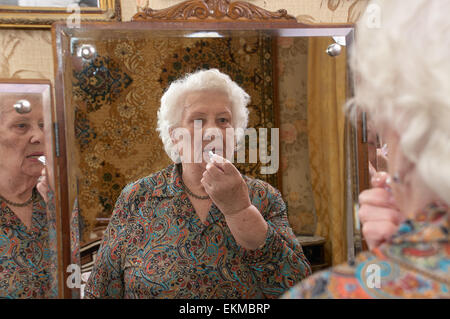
[38,156,46,165]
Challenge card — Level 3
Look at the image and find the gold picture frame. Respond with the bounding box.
[0,0,120,28]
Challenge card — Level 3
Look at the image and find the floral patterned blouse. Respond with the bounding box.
[84,163,311,299]
[283,202,449,299]
[0,192,50,299]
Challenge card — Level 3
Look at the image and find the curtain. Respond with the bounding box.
[307,37,347,265]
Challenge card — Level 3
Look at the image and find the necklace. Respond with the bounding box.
[0,189,36,207]
[178,165,210,200]
[180,177,210,200]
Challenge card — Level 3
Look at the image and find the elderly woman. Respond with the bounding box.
[0,94,49,298]
[284,0,449,299]
[84,69,311,298]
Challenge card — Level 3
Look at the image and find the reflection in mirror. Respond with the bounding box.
[367,115,388,177]
[0,81,59,298]
[54,24,358,298]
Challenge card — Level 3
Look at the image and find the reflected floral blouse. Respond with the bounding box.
[84,163,311,299]
[0,192,50,299]
[283,202,449,299]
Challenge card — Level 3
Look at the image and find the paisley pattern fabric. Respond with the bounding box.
[0,191,50,299]
[84,163,311,299]
[283,202,449,298]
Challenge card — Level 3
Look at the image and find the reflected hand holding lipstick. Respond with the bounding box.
[36,156,49,202]
[208,150,225,172]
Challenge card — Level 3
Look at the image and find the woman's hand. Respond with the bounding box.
[201,155,251,217]
[36,167,49,203]
[358,171,405,250]
[201,154,268,250]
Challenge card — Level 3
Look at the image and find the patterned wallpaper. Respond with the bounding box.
[0,30,53,80]
[277,37,317,235]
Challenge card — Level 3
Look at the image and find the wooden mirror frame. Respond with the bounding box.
[52,0,368,298]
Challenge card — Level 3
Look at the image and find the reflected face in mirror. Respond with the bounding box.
[0,89,52,299]
[174,90,234,168]
[0,94,44,180]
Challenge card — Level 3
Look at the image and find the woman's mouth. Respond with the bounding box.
[203,147,223,156]
[27,153,45,163]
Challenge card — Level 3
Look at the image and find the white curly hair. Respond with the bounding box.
[347,0,450,203]
[156,68,250,163]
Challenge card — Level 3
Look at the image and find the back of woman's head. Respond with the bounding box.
[349,0,450,203]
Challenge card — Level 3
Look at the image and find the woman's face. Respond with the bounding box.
[174,89,234,168]
[0,97,45,179]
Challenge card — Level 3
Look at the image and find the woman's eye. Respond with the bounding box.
[15,123,27,129]
[218,118,229,123]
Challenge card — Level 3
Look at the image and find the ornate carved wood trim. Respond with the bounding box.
[132,0,296,22]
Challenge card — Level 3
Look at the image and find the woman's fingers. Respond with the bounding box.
[36,179,48,203]
[210,154,237,175]
[36,167,50,202]
[358,204,404,225]
[362,220,399,250]
[359,187,396,208]
[200,175,213,192]
[358,185,405,250]
[205,162,223,179]
[370,171,390,188]
[201,154,250,217]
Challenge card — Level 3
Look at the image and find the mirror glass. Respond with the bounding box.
[0,81,59,298]
[53,25,359,297]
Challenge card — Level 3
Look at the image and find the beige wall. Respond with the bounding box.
[0,0,368,81]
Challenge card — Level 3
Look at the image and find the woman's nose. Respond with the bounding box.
[30,125,44,144]
[203,126,223,140]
